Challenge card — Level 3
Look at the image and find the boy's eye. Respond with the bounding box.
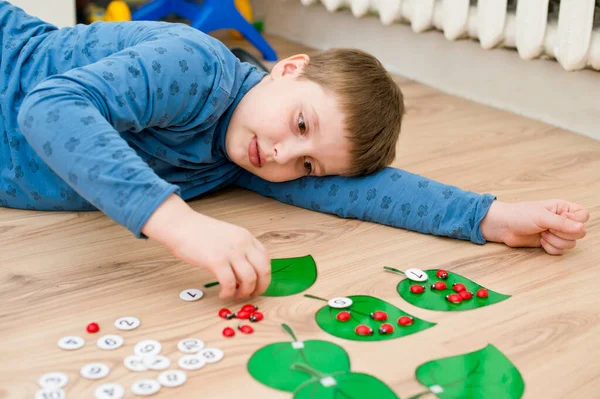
[298,113,306,134]
[303,159,313,175]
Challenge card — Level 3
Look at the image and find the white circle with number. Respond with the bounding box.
[35,388,65,399]
[97,334,124,350]
[114,316,140,331]
[198,348,224,364]
[131,379,161,396]
[178,354,206,370]
[124,355,148,372]
[38,372,69,389]
[177,338,205,354]
[81,363,110,380]
[405,268,428,282]
[158,370,187,388]
[179,288,204,302]
[94,382,125,399]
[134,340,161,357]
[143,355,171,371]
[328,297,353,309]
[57,336,84,350]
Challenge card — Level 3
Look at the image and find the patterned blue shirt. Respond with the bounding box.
[1,2,495,243]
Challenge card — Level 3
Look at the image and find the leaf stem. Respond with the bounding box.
[203,281,219,288]
[290,362,328,379]
[281,324,298,342]
[304,294,329,302]
[383,266,405,275]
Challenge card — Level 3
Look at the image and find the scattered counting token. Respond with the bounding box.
[336,311,351,322]
[222,327,235,337]
[328,297,353,309]
[436,269,449,279]
[238,325,254,334]
[87,322,100,333]
[97,334,124,350]
[355,325,373,336]
[143,355,171,371]
[114,316,140,331]
[369,310,388,321]
[80,363,110,380]
[453,283,467,293]
[134,340,162,357]
[94,382,125,399]
[179,288,204,302]
[35,388,66,399]
[218,308,234,319]
[405,268,428,282]
[476,288,489,298]
[124,355,148,372]
[378,323,394,335]
[198,348,224,364]
[38,372,69,389]
[158,370,187,388]
[410,284,425,294]
[57,336,85,350]
[249,312,263,322]
[177,338,205,354]
[431,281,447,291]
[178,354,206,371]
[397,316,414,326]
[240,304,258,312]
[130,379,161,396]
[446,293,462,304]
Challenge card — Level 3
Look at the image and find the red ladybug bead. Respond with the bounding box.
[218,308,233,319]
[241,304,258,313]
[249,312,264,322]
[431,281,447,290]
[355,325,374,336]
[436,269,448,279]
[410,285,425,294]
[378,323,394,335]
[238,325,254,334]
[336,311,351,322]
[369,311,388,321]
[86,322,100,333]
[397,316,414,326]
[222,327,235,337]
[235,311,251,320]
[453,283,466,293]
[446,293,462,303]
[476,288,489,298]
[459,291,473,300]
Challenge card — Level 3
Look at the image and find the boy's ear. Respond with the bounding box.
[270,54,310,79]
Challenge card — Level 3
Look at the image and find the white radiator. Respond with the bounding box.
[297,0,600,72]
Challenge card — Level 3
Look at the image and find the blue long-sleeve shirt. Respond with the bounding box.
[1,1,495,243]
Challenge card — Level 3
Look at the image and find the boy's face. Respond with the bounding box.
[225,55,352,182]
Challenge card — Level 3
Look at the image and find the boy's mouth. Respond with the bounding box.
[248,136,266,168]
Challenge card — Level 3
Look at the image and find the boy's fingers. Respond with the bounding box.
[214,266,237,299]
[548,227,586,241]
[541,231,576,250]
[566,210,590,224]
[231,258,257,300]
[538,210,583,234]
[246,245,271,297]
[540,237,564,256]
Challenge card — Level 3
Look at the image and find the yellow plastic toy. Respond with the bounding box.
[231,0,253,39]
[85,1,131,23]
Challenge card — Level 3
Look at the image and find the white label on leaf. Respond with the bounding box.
[291,341,304,349]
[430,385,444,394]
[178,355,206,370]
[177,338,205,354]
[124,355,148,372]
[38,372,69,389]
[57,336,84,350]
[179,288,204,301]
[328,297,353,308]
[134,340,162,357]
[35,389,65,399]
[143,355,171,370]
[130,379,160,396]
[320,376,337,387]
[97,334,124,350]
[94,383,125,399]
[80,363,110,380]
[198,348,224,363]
[405,268,428,282]
[114,316,140,330]
[158,370,187,388]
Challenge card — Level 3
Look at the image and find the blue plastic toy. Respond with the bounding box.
[132,0,277,61]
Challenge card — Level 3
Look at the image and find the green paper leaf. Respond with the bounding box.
[395,269,510,311]
[414,344,525,399]
[293,372,399,399]
[262,255,317,297]
[314,295,436,341]
[248,325,350,392]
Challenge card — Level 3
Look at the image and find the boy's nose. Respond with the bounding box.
[272,139,308,165]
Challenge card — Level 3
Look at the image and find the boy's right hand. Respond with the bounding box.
[142,194,271,300]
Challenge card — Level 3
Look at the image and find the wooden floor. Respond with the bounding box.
[1,32,598,399]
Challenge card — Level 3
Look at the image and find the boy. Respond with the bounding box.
[0,2,589,300]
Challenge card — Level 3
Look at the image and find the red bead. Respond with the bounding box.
[249,312,264,322]
[436,269,448,279]
[397,316,414,326]
[446,293,462,303]
[86,322,99,333]
[431,281,447,290]
[453,283,466,293]
[369,311,388,321]
[238,325,254,334]
[378,323,394,335]
[410,285,425,294]
[476,288,489,298]
[218,308,233,319]
[459,291,473,300]
[235,311,251,320]
[355,325,373,336]
[336,311,351,322]
[241,304,258,313]
[222,327,235,337]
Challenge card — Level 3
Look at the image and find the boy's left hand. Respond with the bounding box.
[480,200,589,255]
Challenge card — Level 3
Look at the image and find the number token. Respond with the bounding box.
[114,316,140,331]
[198,348,224,364]
[134,340,161,357]
[179,289,204,302]
[177,338,205,354]
[38,372,69,389]
[157,370,187,388]
[130,379,161,396]
[97,334,124,350]
[80,363,110,380]
[327,297,353,309]
[177,355,206,370]
[124,355,148,372]
[94,383,125,399]
[35,389,65,399]
[405,268,428,282]
[143,355,171,371]
[57,336,84,350]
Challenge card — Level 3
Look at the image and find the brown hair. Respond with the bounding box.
[300,48,404,176]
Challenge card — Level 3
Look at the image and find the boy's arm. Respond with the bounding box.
[234,167,496,244]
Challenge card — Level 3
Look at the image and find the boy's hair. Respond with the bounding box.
[300,48,404,176]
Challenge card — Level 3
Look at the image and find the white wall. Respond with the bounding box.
[10,0,76,27]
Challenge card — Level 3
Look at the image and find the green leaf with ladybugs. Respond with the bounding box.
[389,267,510,311]
[312,295,436,342]
[247,324,350,392]
[262,255,317,297]
[293,371,399,399]
[412,344,524,399]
